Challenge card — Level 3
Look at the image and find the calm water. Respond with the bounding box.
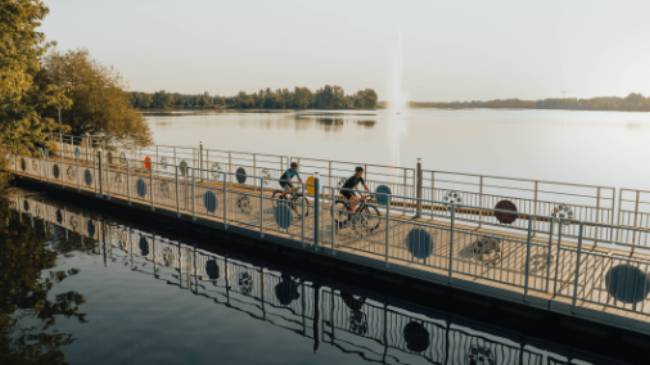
[147,109,650,190]
[0,188,634,365]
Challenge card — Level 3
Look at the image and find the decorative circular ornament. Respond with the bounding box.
[406,228,434,259]
[306,176,317,197]
[74,147,81,159]
[178,160,189,176]
[136,178,147,198]
[113,173,123,184]
[66,166,77,179]
[275,201,293,229]
[443,190,462,207]
[210,162,222,179]
[87,220,96,236]
[605,264,650,303]
[261,168,272,181]
[52,164,60,179]
[84,169,93,186]
[160,156,168,170]
[236,167,247,184]
[143,156,152,171]
[494,199,518,224]
[162,247,174,267]
[106,151,114,164]
[20,158,27,171]
[31,159,39,171]
[552,204,574,221]
[375,185,392,206]
[205,259,220,280]
[403,322,430,352]
[349,311,368,335]
[69,216,79,230]
[55,209,63,224]
[159,181,170,198]
[23,200,30,212]
[119,152,127,164]
[473,236,502,266]
[467,346,497,365]
[238,272,254,295]
[274,276,300,305]
[203,191,217,213]
[139,236,149,256]
[236,195,252,215]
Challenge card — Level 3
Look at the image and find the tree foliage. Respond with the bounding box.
[0,0,69,154]
[43,50,152,145]
[411,93,650,112]
[130,85,378,110]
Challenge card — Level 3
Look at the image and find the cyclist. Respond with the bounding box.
[340,166,370,212]
[279,162,303,198]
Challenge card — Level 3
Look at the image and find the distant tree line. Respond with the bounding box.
[410,93,650,112]
[129,85,378,110]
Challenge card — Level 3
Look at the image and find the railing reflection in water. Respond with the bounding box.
[7,192,619,365]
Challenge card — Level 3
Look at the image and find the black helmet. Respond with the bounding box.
[355,166,363,173]
[290,162,298,169]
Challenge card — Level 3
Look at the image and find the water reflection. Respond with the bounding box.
[231,112,379,132]
[0,195,88,364]
[1,189,633,365]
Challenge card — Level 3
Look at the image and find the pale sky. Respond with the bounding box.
[42,0,650,101]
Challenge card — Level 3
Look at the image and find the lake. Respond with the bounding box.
[147,108,650,190]
[0,188,634,365]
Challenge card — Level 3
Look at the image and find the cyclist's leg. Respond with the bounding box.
[279,181,289,198]
[348,192,358,212]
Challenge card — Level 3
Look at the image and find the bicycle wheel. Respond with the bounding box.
[291,193,310,218]
[334,200,351,228]
[355,204,381,234]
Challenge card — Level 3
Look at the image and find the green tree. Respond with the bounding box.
[0,0,69,155]
[43,50,151,145]
[312,85,347,109]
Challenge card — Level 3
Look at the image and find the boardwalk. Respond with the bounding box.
[6,134,650,336]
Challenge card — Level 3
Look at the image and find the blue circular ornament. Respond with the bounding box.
[203,191,217,213]
[136,178,147,197]
[406,228,433,259]
[375,185,392,206]
[275,201,293,229]
[605,264,650,303]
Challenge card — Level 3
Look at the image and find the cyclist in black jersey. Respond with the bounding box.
[340,166,369,212]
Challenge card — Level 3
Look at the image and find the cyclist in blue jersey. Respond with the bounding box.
[279,162,303,198]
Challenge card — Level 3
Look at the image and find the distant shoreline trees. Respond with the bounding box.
[410,93,650,112]
[129,85,378,110]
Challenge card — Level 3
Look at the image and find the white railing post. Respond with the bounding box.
[259,177,264,237]
[313,174,320,248]
[415,158,423,218]
[385,196,391,266]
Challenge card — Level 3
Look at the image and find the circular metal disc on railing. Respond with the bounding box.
[275,200,293,229]
[274,276,300,305]
[20,158,26,171]
[375,185,392,206]
[494,200,517,224]
[405,228,434,259]
[236,195,252,215]
[162,247,174,267]
[349,311,368,335]
[119,152,127,164]
[139,236,149,256]
[23,199,30,212]
[178,160,189,176]
[74,147,81,159]
[205,259,220,280]
[403,321,430,352]
[443,190,462,208]
[87,220,95,237]
[66,166,76,179]
[210,162,222,179]
[236,167,247,184]
[238,272,253,295]
[69,215,78,230]
[159,156,168,170]
[159,181,170,198]
[552,204,574,222]
[136,179,147,198]
[56,209,63,224]
[203,191,217,213]
[143,156,152,171]
[52,164,60,179]
[472,236,502,266]
[106,151,113,164]
[467,346,497,365]
[605,264,650,303]
[84,169,93,186]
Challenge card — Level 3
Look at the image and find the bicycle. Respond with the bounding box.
[334,195,381,235]
[272,189,310,218]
